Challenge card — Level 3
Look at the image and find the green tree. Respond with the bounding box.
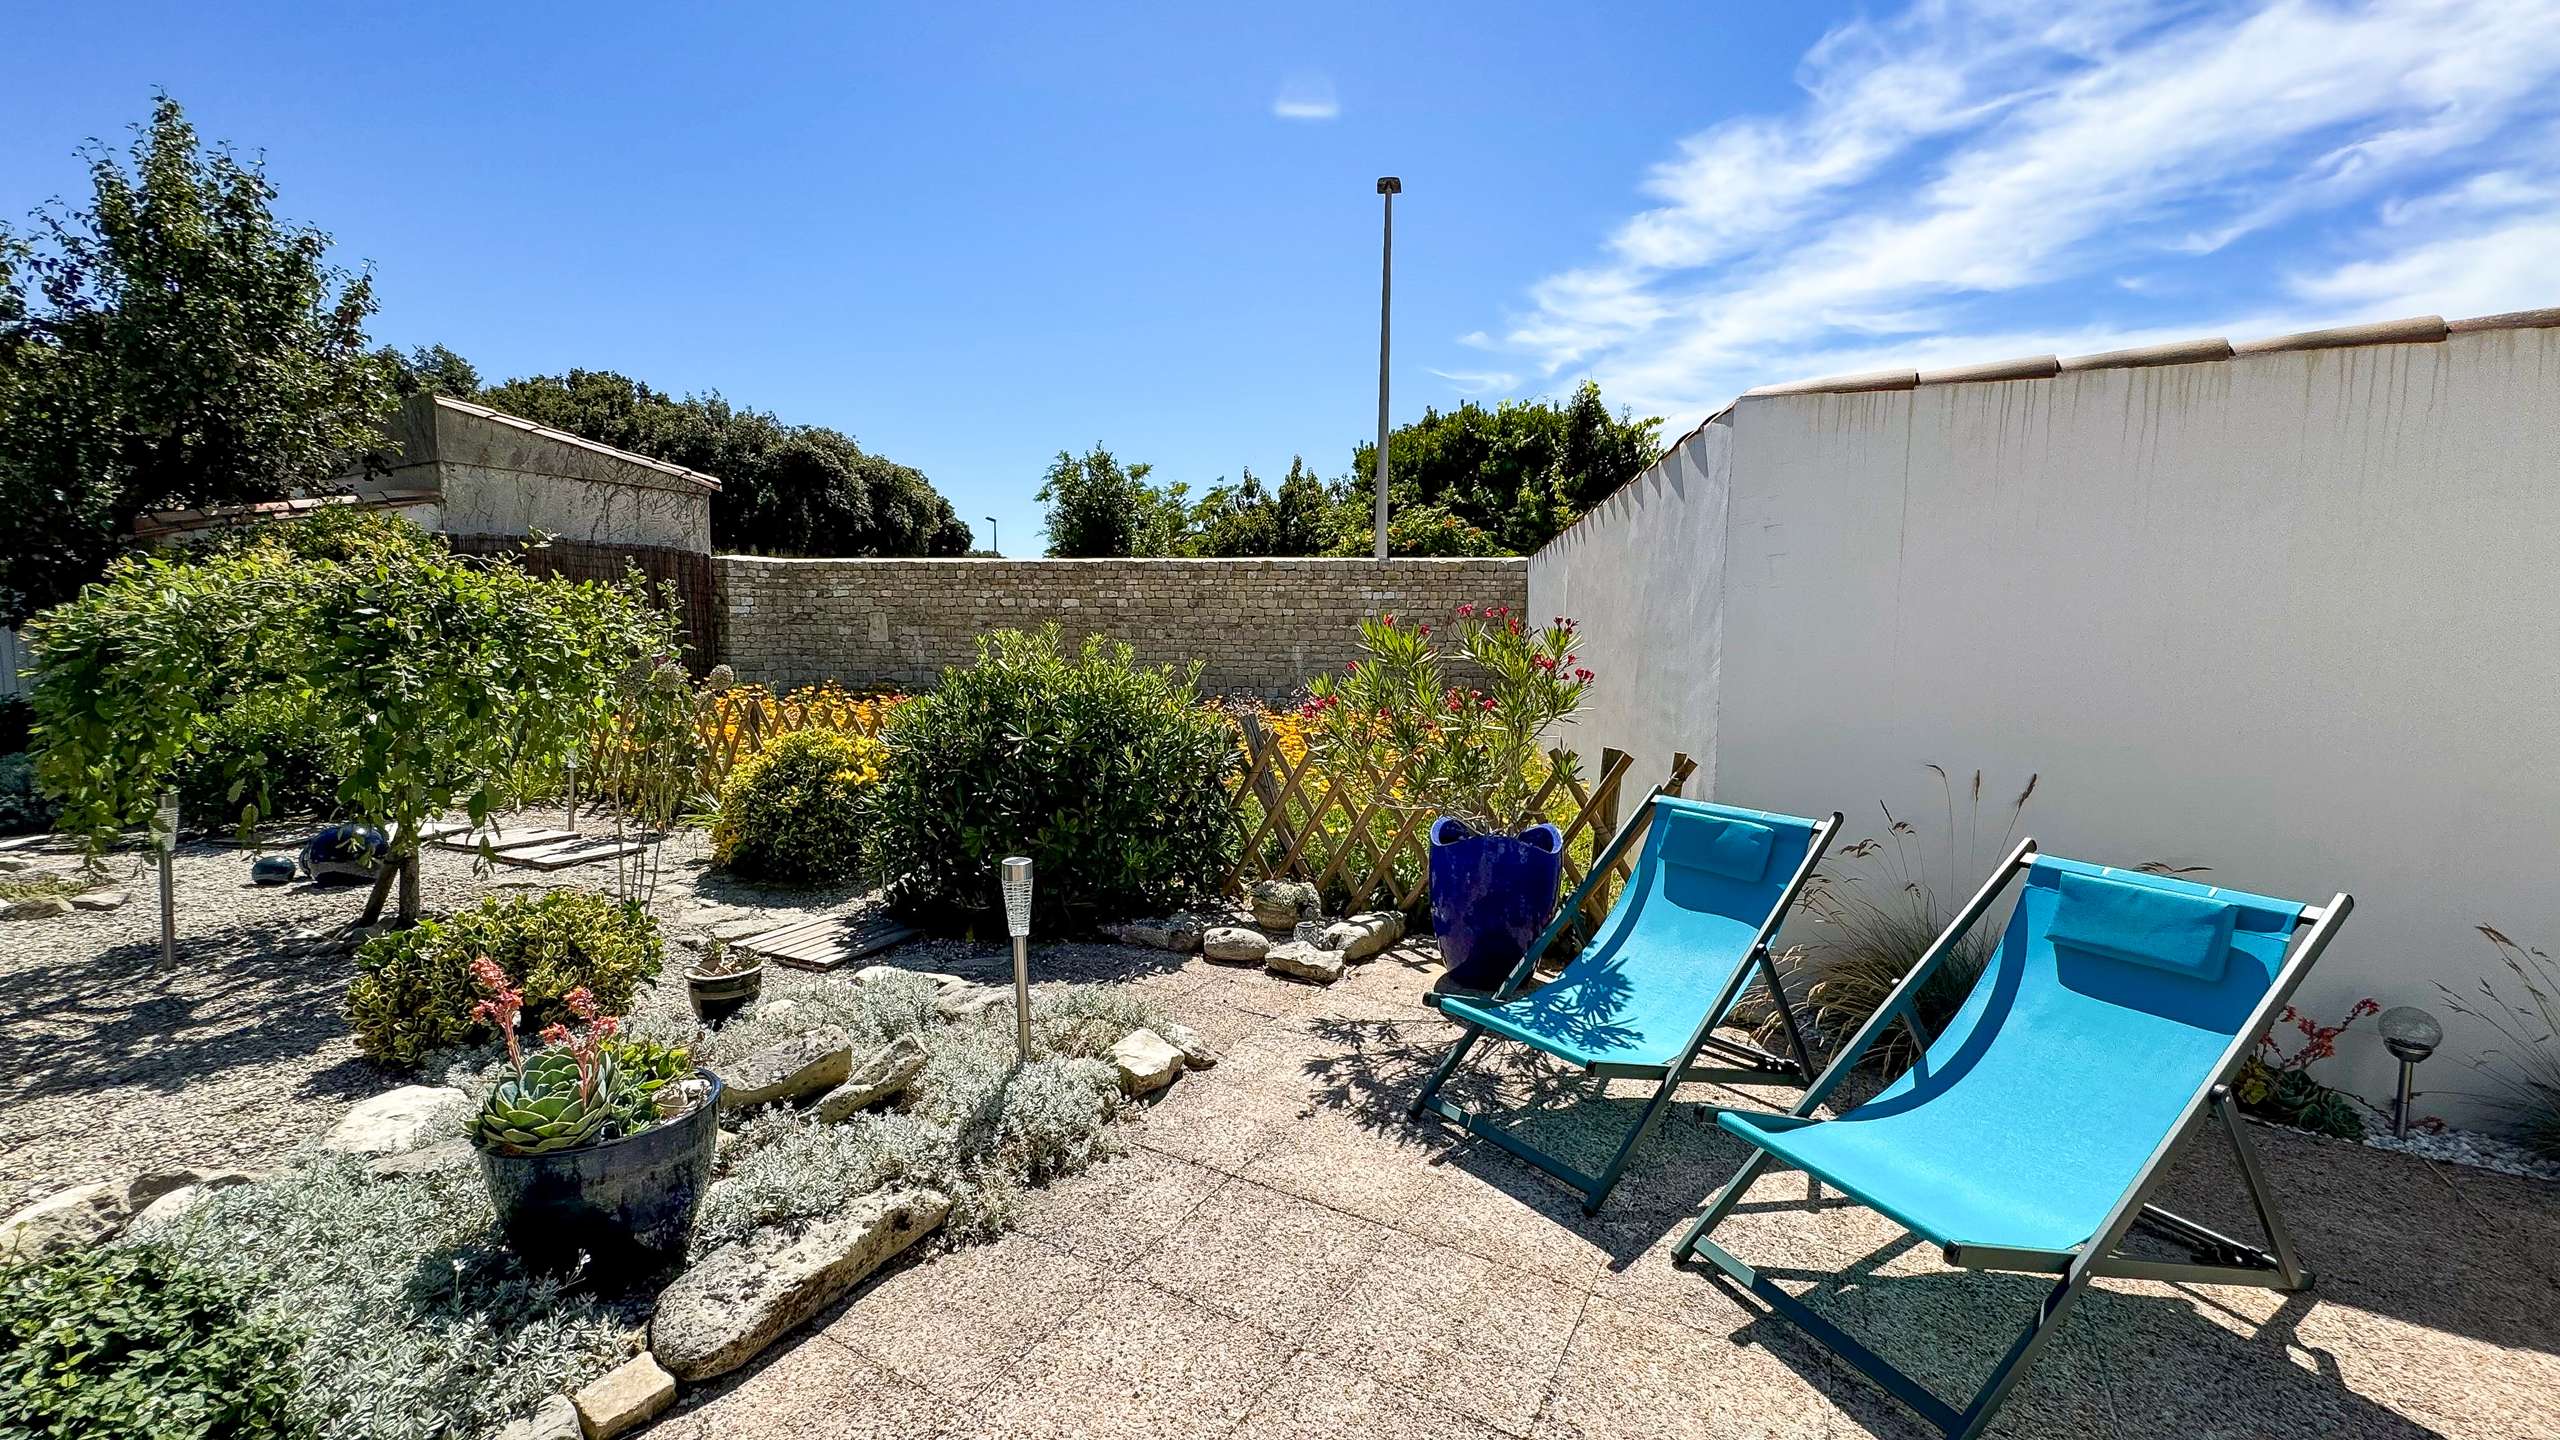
[1036,444,1194,557]
[1333,381,1660,555]
[380,342,480,399]
[1189,457,1337,557]
[476,369,970,557]
[25,519,673,924]
[0,96,394,623]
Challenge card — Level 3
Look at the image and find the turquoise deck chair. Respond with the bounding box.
[1409,794,1840,1212]
[1675,838,2354,1439]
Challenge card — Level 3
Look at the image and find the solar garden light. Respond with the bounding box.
[2378,1005,2443,1139]
[562,752,580,826]
[1002,856,1034,1062]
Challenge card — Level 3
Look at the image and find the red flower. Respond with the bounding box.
[1456,603,1475,618]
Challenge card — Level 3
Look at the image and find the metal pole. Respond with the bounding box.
[985,516,998,556]
[156,792,177,971]
[1012,934,1033,1060]
[1373,176,1401,560]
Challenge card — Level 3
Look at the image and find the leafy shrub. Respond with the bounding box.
[709,728,882,885]
[0,751,55,837]
[869,626,1238,932]
[148,1160,639,1440]
[166,690,354,828]
[346,891,662,1067]
[0,1244,310,1439]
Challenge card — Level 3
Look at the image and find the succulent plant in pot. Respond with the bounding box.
[684,938,764,1025]
[465,958,722,1279]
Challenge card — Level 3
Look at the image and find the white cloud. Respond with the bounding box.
[1428,367,1521,396]
[1273,76,1339,121]
[1481,0,2560,422]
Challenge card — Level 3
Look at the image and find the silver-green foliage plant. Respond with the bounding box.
[141,1160,639,1440]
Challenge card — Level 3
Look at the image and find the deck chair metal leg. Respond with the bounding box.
[1408,1023,1484,1121]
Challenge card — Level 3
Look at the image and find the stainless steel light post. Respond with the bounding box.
[985,516,998,556]
[1001,856,1034,1061]
[2378,1005,2442,1139]
[1372,176,1401,560]
[155,791,178,971]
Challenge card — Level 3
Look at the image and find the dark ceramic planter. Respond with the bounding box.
[686,962,764,1025]
[477,1069,722,1282]
[1428,817,1566,990]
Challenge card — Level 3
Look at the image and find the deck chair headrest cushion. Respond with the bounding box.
[1659,809,1775,883]
[2047,871,2238,983]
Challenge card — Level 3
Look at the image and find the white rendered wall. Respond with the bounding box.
[1528,419,1730,800]
[1538,324,2560,1120]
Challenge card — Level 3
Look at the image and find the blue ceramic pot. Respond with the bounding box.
[1428,817,1565,990]
[478,1069,723,1283]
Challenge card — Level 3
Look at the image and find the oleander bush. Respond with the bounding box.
[346,891,662,1067]
[0,1244,311,1440]
[868,626,1238,933]
[708,727,883,885]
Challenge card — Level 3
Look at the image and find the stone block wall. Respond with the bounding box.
[713,556,1527,697]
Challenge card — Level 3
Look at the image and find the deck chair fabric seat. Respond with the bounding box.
[1677,842,2350,1439]
[1410,795,1838,1212]
[1721,858,2307,1254]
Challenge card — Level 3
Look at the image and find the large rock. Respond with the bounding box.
[852,964,969,993]
[1264,940,1346,984]
[650,1187,951,1382]
[1104,913,1205,953]
[1,896,72,921]
[1160,1020,1219,1069]
[934,985,1012,1022]
[720,1027,855,1111]
[131,1171,259,1230]
[1318,910,1406,962]
[814,1035,930,1121]
[1201,926,1270,964]
[494,1394,581,1440]
[1249,879,1321,931]
[0,1182,125,1260]
[321,1085,469,1156]
[571,1353,675,1439]
[1109,1029,1185,1095]
[71,890,130,912]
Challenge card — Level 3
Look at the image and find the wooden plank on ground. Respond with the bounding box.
[493,838,648,872]
[431,826,580,853]
[732,912,918,972]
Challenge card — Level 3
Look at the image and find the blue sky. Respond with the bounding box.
[6,3,2556,554]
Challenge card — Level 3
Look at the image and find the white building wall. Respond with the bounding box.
[1536,323,2560,1120]
[1528,418,1731,798]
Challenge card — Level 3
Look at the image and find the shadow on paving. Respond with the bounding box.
[1293,991,2560,1377]
[0,916,386,1105]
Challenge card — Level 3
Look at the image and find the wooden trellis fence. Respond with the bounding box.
[1223,710,1696,918]
[581,689,899,801]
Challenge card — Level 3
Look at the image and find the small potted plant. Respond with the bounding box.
[465,959,722,1278]
[1300,605,1594,988]
[684,938,764,1024]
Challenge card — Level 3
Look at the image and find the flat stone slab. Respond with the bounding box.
[815,1035,930,1121]
[650,1186,951,1382]
[572,1352,674,1439]
[721,1028,854,1111]
[1265,940,1346,984]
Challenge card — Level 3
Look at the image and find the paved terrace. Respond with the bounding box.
[651,941,2560,1440]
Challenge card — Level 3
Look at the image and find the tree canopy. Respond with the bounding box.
[471,368,973,557]
[26,512,673,922]
[1034,382,1660,560]
[0,96,395,623]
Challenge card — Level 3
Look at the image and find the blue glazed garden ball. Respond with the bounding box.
[299,823,388,886]
[250,854,299,886]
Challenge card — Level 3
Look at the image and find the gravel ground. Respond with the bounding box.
[0,811,885,1212]
[2366,1124,2560,1181]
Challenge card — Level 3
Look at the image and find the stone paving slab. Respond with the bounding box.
[642,942,2560,1440]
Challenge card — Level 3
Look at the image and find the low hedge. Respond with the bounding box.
[346,890,663,1067]
[709,728,883,886]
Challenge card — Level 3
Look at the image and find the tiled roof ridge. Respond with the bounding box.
[1732,306,2558,404]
